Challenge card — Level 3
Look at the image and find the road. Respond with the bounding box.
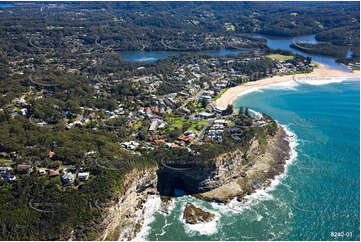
[178,89,204,110]
[191,118,215,145]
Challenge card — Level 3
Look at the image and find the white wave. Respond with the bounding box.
[231,76,359,107]
[256,213,263,221]
[249,108,263,119]
[263,80,300,90]
[180,202,220,236]
[130,195,162,242]
[155,217,171,238]
[294,76,356,86]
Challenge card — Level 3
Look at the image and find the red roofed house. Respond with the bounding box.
[48,151,55,159]
[178,136,194,142]
[49,170,59,177]
[152,106,159,113]
[154,139,166,145]
[17,163,33,174]
[164,98,172,106]
[170,143,179,148]
[145,107,151,113]
[88,112,96,119]
[0,152,10,158]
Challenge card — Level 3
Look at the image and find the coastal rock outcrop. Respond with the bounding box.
[183,203,215,224]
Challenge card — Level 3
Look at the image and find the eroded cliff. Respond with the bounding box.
[98,124,290,240]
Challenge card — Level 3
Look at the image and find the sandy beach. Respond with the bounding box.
[215,63,360,110]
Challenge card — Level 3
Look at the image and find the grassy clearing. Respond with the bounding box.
[133,121,142,130]
[290,12,298,16]
[105,229,120,241]
[46,26,64,30]
[212,88,229,101]
[167,117,187,130]
[167,117,208,135]
[266,54,294,62]
[187,120,208,134]
[224,23,235,31]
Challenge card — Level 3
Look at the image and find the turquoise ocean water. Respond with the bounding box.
[139,77,360,241]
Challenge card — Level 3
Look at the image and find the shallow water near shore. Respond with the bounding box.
[140,77,360,241]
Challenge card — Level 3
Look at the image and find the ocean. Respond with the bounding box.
[137,77,360,241]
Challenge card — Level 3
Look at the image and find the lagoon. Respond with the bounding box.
[119,49,255,63]
[0,4,14,7]
[120,34,350,72]
[248,34,350,71]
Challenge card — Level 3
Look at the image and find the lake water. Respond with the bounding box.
[248,34,350,71]
[119,49,254,63]
[119,34,350,72]
[143,77,360,241]
[0,3,14,7]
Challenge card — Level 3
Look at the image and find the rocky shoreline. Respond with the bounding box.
[97,124,292,241]
[194,124,291,203]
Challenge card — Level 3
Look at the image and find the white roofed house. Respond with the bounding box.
[61,172,75,185]
[120,141,140,150]
[78,172,90,181]
[197,111,214,119]
[149,120,158,132]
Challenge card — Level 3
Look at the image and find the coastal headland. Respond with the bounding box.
[215,63,360,110]
[100,122,292,240]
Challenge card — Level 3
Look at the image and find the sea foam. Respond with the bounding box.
[130,195,162,241]
[180,202,220,236]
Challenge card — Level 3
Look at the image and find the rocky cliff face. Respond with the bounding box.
[156,147,249,196]
[156,136,265,196]
[97,125,290,240]
[97,166,159,241]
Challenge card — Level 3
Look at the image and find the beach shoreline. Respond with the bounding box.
[214,62,360,110]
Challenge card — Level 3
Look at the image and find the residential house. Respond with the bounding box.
[121,141,140,150]
[154,139,166,145]
[178,136,194,143]
[78,172,90,181]
[49,170,59,177]
[38,168,47,176]
[198,112,214,119]
[16,163,33,174]
[0,167,12,174]
[61,172,75,185]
